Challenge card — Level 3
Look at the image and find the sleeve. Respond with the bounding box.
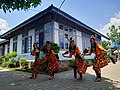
[44,55,48,62]
[76,46,81,55]
[51,50,56,58]
[38,47,41,51]
[97,44,106,51]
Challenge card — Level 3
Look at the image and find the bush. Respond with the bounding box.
[7,61,15,68]
[68,59,75,67]
[19,58,28,69]
[2,61,8,67]
[10,51,18,58]
[2,52,18,67]
[15,61,20,67]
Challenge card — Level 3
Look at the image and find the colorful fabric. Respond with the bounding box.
[75,58,88,74]
[70,46,88,74]
[47,58,59,76]
[89,43,108,74]
[31,59,42,78]
[94,53,108,69]
[44,50,59,77]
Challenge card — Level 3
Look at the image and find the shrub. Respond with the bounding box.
[2,53,10,62]
[7,61,15,68]
[68,59,75,67]
[19,58,28,69]
[10,51,18,58]
[15,61,20,67]
[2,61,8,67]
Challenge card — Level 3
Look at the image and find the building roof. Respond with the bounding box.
[0,40,9,45]
[0,4,109,40]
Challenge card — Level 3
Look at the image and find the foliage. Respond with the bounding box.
[10,51,18,58]
[19,58,28,69]
[2,61,8,67]
[0,0,41,13]
[102,41,111,50]
[7,61,15,68]
[104,53,110,63]
[107,25,120,46]
[41,41,60,54]
[2,59,17,68]
[3,53,9,62]
[68,59,75,67]
[2,51,18,62]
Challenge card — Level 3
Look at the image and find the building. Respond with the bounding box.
[0,5,109,58]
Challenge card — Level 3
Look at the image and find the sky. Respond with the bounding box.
[0,0,120,39]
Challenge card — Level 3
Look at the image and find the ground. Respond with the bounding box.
[0,61,120,90]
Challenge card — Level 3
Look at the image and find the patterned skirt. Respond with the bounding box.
[93,53,108,69]
[47,58,60,73]
[31,59,42,75]
[75,57,88,74]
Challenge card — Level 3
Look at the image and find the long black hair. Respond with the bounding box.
[91,42,96,52]
[69,45,76,52]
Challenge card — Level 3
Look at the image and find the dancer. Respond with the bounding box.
[30,41,41,79]
[62,38,88,80]
[86,35,109,82]
[43,41,59,80]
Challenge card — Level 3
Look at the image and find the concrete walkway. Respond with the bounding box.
[0,62,120,90]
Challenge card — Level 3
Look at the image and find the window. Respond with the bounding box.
[69,28,73,34]
[13,37,17,52]
[73,29,76,35]
[64,34,68,49]
[59,24,77,50]
[22,32,32,53]
[59,24,63,30]
[64,26,68,31]
[35,29,44,48]
[24,36,32,53]
[59,32,64,49]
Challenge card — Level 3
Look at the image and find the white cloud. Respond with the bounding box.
[99,11,120,36]
[0,18,10,35]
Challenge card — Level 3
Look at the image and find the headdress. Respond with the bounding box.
[70,37,74,42]
[46,41,50,46]
[90,35,96,40]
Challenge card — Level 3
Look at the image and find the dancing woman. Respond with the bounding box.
[43,41,59,80]
[30,41,41,79]
[86,35,109,82]
[62,38,88,80]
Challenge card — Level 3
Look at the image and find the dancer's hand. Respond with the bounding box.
[62,53,65,57]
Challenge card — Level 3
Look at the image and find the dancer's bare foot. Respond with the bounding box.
[76,77,82,80]
[30,77,36,79]
[49,76,54,80]
[94,78,101,82]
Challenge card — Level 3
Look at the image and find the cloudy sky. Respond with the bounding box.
[0,18,10,35]
[0,0,120,38]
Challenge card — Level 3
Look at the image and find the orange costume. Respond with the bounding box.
[69,46,88,78]
[44,50,59,78]
[89,43,108,74]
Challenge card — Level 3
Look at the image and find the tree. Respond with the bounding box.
[0,0,41,13]
[102,41,111,50]
[107,25,120,45]
[107,25,120,60]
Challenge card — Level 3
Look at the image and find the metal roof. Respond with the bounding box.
[0,4,110,40]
